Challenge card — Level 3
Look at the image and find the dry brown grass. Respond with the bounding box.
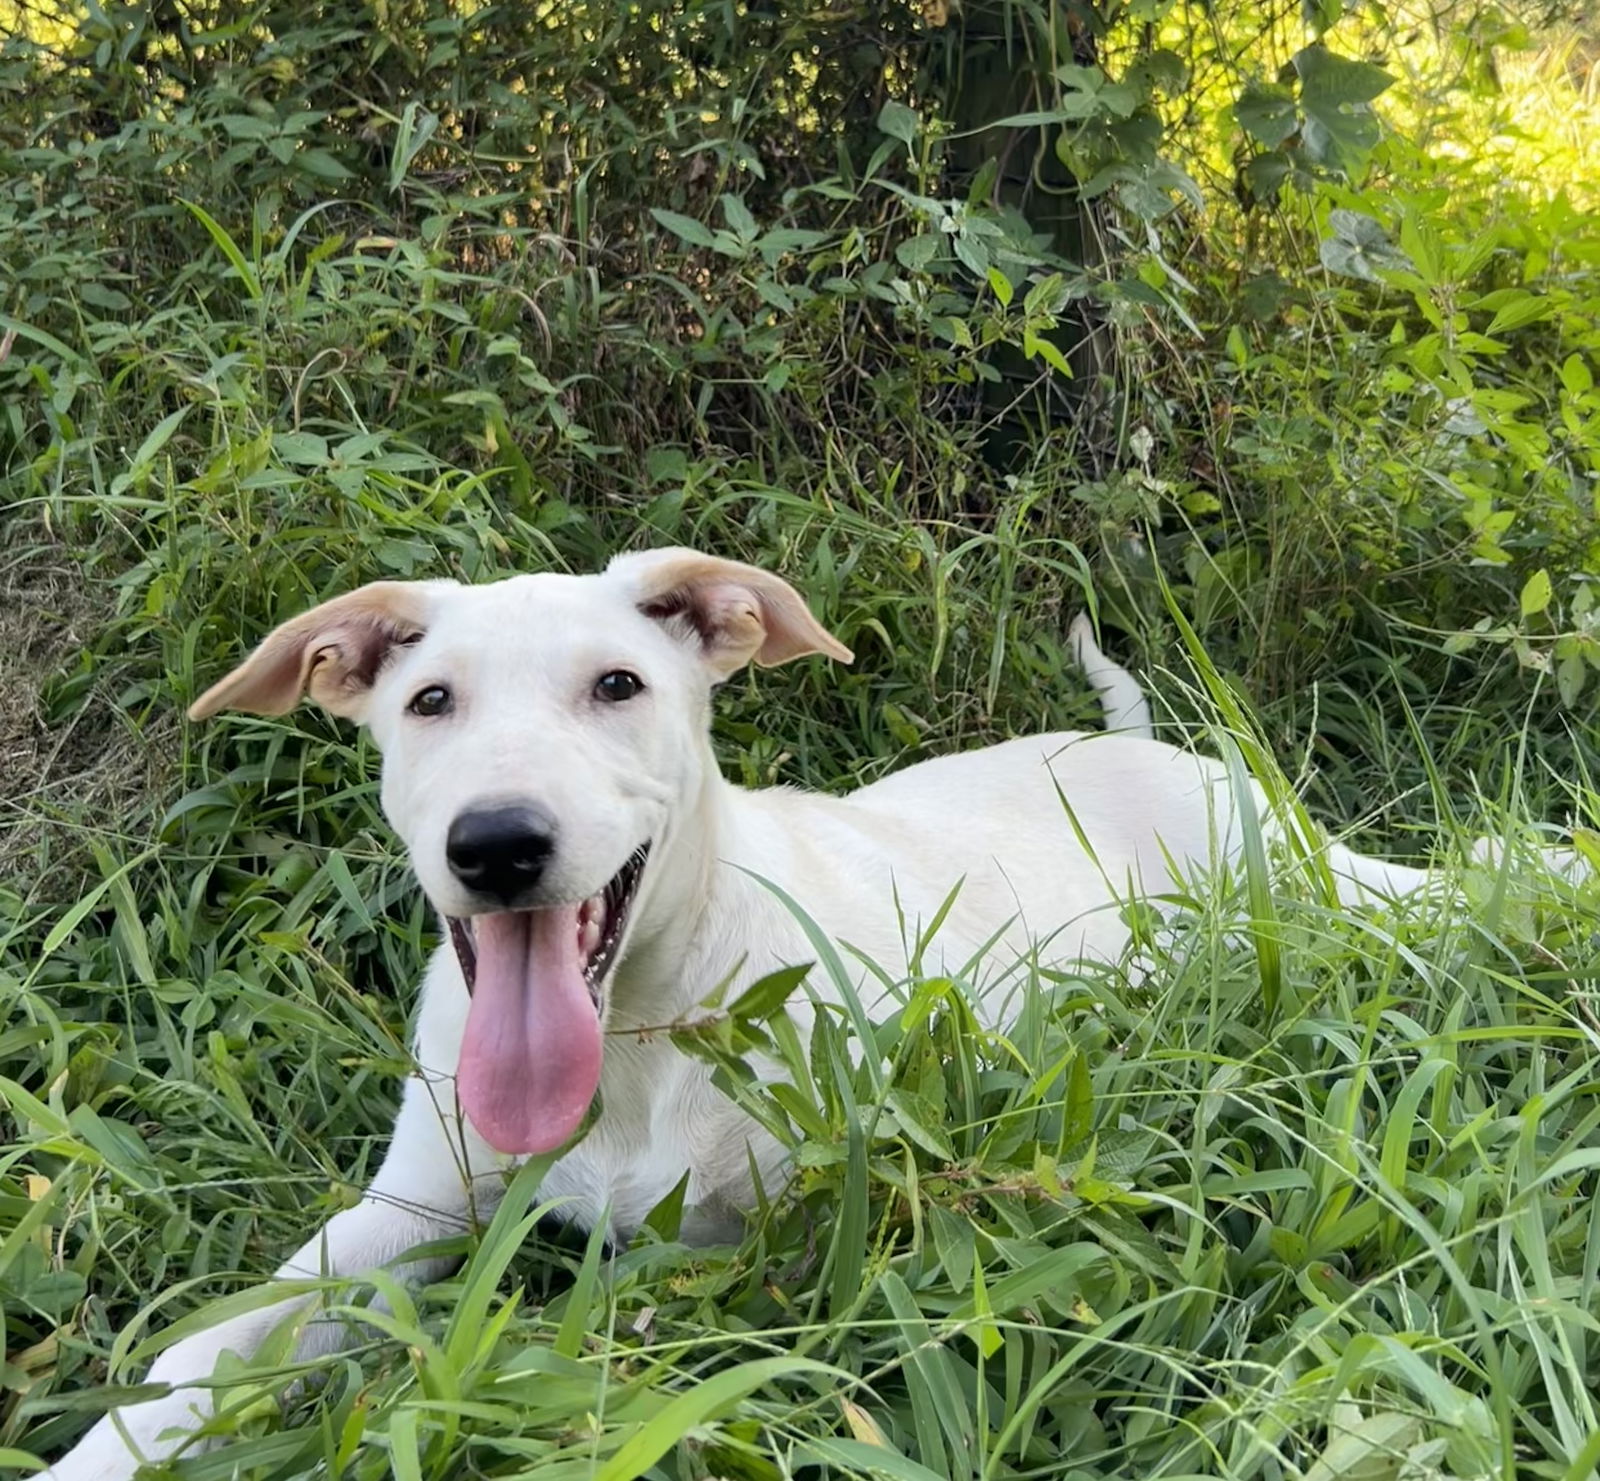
[0,543,173,894]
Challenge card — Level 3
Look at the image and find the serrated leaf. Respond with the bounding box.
[1486,295,1552,335]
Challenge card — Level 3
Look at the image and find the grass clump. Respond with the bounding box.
[3,0,1600,1477]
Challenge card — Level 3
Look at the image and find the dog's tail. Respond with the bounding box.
[1068,614,1154,739]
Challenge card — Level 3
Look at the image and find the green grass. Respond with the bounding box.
[4,507,1599,1479]
[5,0,1600,1474]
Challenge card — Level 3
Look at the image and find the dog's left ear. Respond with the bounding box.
[609,547,853,678]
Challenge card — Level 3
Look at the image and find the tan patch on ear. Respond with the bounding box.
[614,547,852,676]
[188,582,435,722]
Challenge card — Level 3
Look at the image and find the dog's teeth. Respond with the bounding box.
[580,915,601,960]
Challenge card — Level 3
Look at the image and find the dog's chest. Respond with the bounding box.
[537,1035,780,1241]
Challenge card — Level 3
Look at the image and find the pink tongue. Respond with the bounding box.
[456,908,603,1155]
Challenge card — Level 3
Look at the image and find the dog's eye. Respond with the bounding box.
[408,685,453,717]
[594,670,644,703]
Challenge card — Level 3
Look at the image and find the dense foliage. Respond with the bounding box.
[2,1,1599,1478]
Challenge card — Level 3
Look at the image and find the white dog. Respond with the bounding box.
[39,547,1566,1477]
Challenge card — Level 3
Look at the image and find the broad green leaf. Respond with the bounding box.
[1235,81,1298,146]
[720,192,757,237]
[877,99,919,145]
[649,208,715,249]
[1293,45,1393,174]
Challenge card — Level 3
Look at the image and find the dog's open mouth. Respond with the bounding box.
[449,844,650,1157]
[447,843,649,1005]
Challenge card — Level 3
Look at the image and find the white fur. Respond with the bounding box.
[1067,612,1154,737]
[41,559,1582,1478]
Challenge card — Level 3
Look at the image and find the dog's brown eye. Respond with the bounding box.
[594,670,643,703]
[408,685,452,717]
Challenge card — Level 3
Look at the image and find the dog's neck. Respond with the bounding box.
[606,740,744,1029]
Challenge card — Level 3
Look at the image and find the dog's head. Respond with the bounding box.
[190,548,851,1157]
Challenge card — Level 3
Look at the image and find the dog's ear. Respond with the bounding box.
[188,582,448,722]
[609,547,852,678]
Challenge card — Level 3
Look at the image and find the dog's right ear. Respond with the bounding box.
[188,582,449,722]
[608,547,853,679]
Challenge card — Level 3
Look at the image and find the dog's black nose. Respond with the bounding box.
[446,805,558,904]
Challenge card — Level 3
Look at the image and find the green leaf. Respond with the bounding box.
[758,226,826,264]
[796,1438,948,1481]
[877,99,919,145]
[179,198,262,301]
[1559,353,1594,396]
[297,149,354,181]
[1520,568,1552,617]
[1319,211,1410,280]
[1024,331,1073,378]
[720,193,758,237]
[1485,295,1552,335]
[649,208,715,249]
[1302,0,1344,37]
[1294,44,1395,108]
[80,281,132,312]
[953,232,990,277]
[1293,45,1394,175]
[594,1358,837,1481]
[895,233,941,270]
[1556,653,1587,707]
[1235,81,1299,146]
[1302,1410,1422,1481]
[553,1217,609,1359]
[968,1250,1003,1358]
[388,101,439,192]
[986,266,1014,306]
[727,962,813,1023]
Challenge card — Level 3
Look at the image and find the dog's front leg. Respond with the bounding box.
[41,1074,503,1481]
